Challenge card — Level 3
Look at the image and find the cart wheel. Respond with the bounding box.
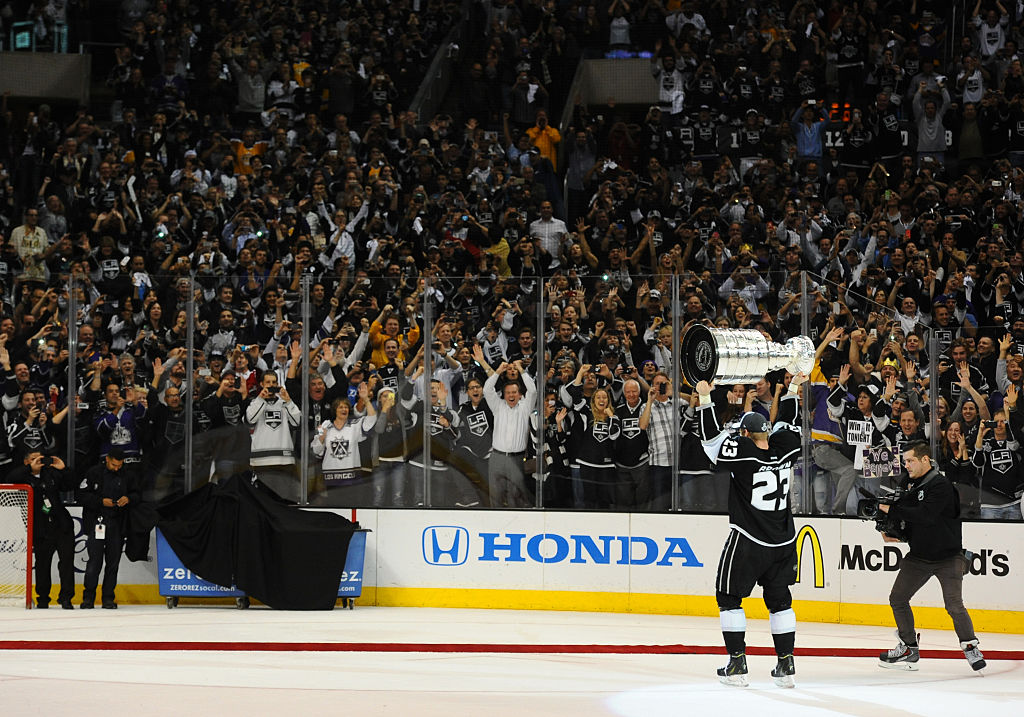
[166,597,178,609]
[236,596,250,609]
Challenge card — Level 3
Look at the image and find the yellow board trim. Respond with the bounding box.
[100,585,1024,634]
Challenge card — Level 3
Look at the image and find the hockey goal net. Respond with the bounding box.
[0,484,33,608]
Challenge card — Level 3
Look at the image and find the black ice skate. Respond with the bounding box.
[717,652,748,687]
[771,654,795,688]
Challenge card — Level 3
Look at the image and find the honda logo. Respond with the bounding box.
[422,526,470,566]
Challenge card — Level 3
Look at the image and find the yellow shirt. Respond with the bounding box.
[231,139,268,175]
[525,125,562,171]
[484,238,511,278]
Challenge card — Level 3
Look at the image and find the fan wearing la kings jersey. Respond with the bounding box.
[825,368,896,514]
[451,376,493,507]
[696,372,808,683]
[614,379,650,510]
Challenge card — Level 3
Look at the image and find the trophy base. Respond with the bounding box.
[681,324,719,386]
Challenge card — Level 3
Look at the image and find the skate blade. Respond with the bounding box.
[773,674,795,688]
[718,674,749,687]
[878,660,919,671]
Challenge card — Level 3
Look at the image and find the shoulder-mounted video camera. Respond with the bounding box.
[857,488,909,542]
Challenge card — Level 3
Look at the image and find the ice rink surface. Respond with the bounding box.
[0,606,1020,716]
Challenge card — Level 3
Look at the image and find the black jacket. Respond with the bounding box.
[889,467,962,561]
[7,464,74,540]
[77,463,141,527]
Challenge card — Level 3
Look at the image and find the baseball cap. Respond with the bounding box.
[739,412,770,433]
[648,289,662,299]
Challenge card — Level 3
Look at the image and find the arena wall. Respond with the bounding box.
[51,509,1023,632]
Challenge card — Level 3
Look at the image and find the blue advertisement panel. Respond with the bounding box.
[156,530,245,597]
[338,531,367,597]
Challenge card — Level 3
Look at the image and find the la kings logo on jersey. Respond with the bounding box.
[621,417,641,439]
[223,404,241,425]
[329,436,350,459]
[264,408,283,429]
[592,420,610,443]
[100,258,119,280]
[990,448,1013,473]
[467,411,489,436]
[165,417,186,444]
[430,412,446,435]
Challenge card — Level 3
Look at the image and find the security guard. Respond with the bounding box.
[78,447,139,609]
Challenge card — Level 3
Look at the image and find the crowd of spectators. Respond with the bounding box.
[0,1,1022,520]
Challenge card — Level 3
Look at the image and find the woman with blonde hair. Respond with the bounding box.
[561,365,621,509]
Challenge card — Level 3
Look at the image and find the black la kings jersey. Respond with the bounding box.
[614,400,649,467]
[698,394,801,546]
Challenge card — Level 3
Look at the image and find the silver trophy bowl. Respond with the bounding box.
[681,326,815,386]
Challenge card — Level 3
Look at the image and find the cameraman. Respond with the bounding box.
[876,442,986,672]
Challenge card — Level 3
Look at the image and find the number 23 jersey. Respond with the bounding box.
[698,395,802,546]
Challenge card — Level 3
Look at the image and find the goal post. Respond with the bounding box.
[0,484,33,609]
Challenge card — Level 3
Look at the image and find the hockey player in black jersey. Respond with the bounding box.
[696,372,808,688]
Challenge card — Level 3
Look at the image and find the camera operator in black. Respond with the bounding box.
[8,450,75,609]
[78,447,140,609]
[877,442,987,672]
[696,372,807,689]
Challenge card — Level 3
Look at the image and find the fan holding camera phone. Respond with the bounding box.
[244,373,302,501]
[971,393,1024,520]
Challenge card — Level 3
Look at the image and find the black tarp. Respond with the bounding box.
[156,473,355,610]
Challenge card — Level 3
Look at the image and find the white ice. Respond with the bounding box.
[0,607,1020,716]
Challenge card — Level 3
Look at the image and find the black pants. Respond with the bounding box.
[615,464,648,511]
[83,518,126,605]
[34,530,75,605]
[889,553,977,645]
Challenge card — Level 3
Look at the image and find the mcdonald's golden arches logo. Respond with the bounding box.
[795,525,825,588]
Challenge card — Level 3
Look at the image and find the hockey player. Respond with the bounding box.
[696,371,808,688]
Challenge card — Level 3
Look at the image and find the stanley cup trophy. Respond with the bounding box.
[681,325,815,386]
